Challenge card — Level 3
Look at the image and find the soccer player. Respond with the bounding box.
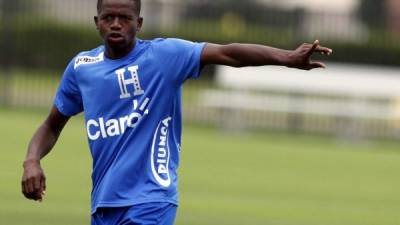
[21,0,332,224]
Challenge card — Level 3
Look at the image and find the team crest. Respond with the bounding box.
[115,65,145,99]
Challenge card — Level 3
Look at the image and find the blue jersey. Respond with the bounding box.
[54,38,206,214]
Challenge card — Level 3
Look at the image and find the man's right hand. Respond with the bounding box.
[21,106,70,202]
[21,159,46,201]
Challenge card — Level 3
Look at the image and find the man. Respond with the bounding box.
[21,0,332,224]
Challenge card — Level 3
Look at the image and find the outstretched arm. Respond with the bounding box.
[21,106,70,202]
[201,40,332,70]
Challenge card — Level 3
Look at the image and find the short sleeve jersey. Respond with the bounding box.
[54,38,206,214]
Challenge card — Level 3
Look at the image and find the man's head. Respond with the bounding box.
[97,0,141,15]
[95,0,143,54]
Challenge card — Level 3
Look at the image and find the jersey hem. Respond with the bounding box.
[91,199,179,215]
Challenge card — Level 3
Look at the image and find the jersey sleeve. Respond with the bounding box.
[53,58,83,116]
[156,38,206,84]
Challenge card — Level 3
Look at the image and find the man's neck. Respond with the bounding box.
[105,41,136,60]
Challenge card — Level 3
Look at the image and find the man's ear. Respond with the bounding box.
[94,16,99,30]
[136,17,143,32]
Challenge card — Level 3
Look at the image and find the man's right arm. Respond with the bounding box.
[21,106,70,201]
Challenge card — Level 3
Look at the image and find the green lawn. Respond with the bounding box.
[1,108,400,225]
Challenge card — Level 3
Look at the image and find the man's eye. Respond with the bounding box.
[119,16,131,21]
[102,15,113,21]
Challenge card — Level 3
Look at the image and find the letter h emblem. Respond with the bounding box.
[115,65,144,99]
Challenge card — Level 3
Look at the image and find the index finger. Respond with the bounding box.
[307,40,320,57]
[315,46,333,55]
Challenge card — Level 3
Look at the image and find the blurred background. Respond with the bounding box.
[1,0,400,225]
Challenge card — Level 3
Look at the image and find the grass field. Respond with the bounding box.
[1,108,400,225]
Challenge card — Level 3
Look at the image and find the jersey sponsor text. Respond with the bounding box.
[151,117,172,187]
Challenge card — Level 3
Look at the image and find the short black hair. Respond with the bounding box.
[97,0,141,15]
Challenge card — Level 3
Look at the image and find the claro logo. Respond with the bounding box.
[86,98,150,141]
[151,117,172,188]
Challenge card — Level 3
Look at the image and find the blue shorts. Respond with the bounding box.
[91,202,177,225]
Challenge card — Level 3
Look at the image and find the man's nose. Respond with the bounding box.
[110,17,122,30]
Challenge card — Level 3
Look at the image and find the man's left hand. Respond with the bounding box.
[287,40,332,70]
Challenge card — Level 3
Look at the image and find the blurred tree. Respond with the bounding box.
[0,0,35,105]
[0,0,35,66]
[358,0,386,28]
[184,0,298,28]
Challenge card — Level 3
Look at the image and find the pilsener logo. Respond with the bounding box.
[151,117,172,188]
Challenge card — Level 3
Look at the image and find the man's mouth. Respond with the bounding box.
[108,33,124,42]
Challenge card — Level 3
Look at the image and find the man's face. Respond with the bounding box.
[95,0,142,50]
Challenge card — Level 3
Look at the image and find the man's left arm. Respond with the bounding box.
[200,40,332,70]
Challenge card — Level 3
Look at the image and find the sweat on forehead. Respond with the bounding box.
[97,0,141,14]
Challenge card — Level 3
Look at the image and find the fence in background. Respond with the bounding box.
[1,0,400,140]
[199,64,400,140]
